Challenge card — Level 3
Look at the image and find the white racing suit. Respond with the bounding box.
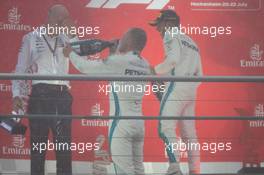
[155,33,203,174]
[69,51,151,175]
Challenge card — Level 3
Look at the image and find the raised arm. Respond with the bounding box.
[63,43,113,74]
[69,52,110,74]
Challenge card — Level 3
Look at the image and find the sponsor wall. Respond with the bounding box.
[0,0,263,172]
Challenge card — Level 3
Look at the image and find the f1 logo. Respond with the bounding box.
[86,0,170,10]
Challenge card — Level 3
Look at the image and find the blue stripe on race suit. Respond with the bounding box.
[108,83,124,175]
[158,69,177,163]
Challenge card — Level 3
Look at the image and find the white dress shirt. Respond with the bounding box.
[12,29,77,97]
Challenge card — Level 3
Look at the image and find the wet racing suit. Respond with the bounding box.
[69,51,151,175]
[155,33,203,174]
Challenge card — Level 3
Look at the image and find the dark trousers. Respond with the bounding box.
[28,83,72,175]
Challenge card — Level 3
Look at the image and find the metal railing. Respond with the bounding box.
[0,73,263,120]
[0,73,264,174]
[0,73,264,82]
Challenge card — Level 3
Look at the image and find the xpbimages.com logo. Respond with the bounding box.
[86,0,170,9]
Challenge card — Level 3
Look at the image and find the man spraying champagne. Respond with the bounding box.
[64,28,151,175]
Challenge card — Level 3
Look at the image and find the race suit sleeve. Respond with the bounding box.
[195,55,203,76]
[12,34,31,98]
[69,52,113,74]
[64,35,79,43]
[154,38,181,75]
[194,55,203,87]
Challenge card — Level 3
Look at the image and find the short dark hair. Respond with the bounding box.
[161,10,180,27]
[129,28,147,52]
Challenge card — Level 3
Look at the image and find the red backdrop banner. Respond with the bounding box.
[0,0,263,167]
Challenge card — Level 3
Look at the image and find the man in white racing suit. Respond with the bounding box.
[63,28,151,175]
[149,10,203,175]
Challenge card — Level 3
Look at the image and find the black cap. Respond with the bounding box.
[149,10,180,26]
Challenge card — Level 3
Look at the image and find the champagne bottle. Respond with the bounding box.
[70,39,114,56]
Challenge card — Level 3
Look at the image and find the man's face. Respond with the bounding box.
[48,14,69,27]
[47,5,70,28]
[156,20,167,36]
